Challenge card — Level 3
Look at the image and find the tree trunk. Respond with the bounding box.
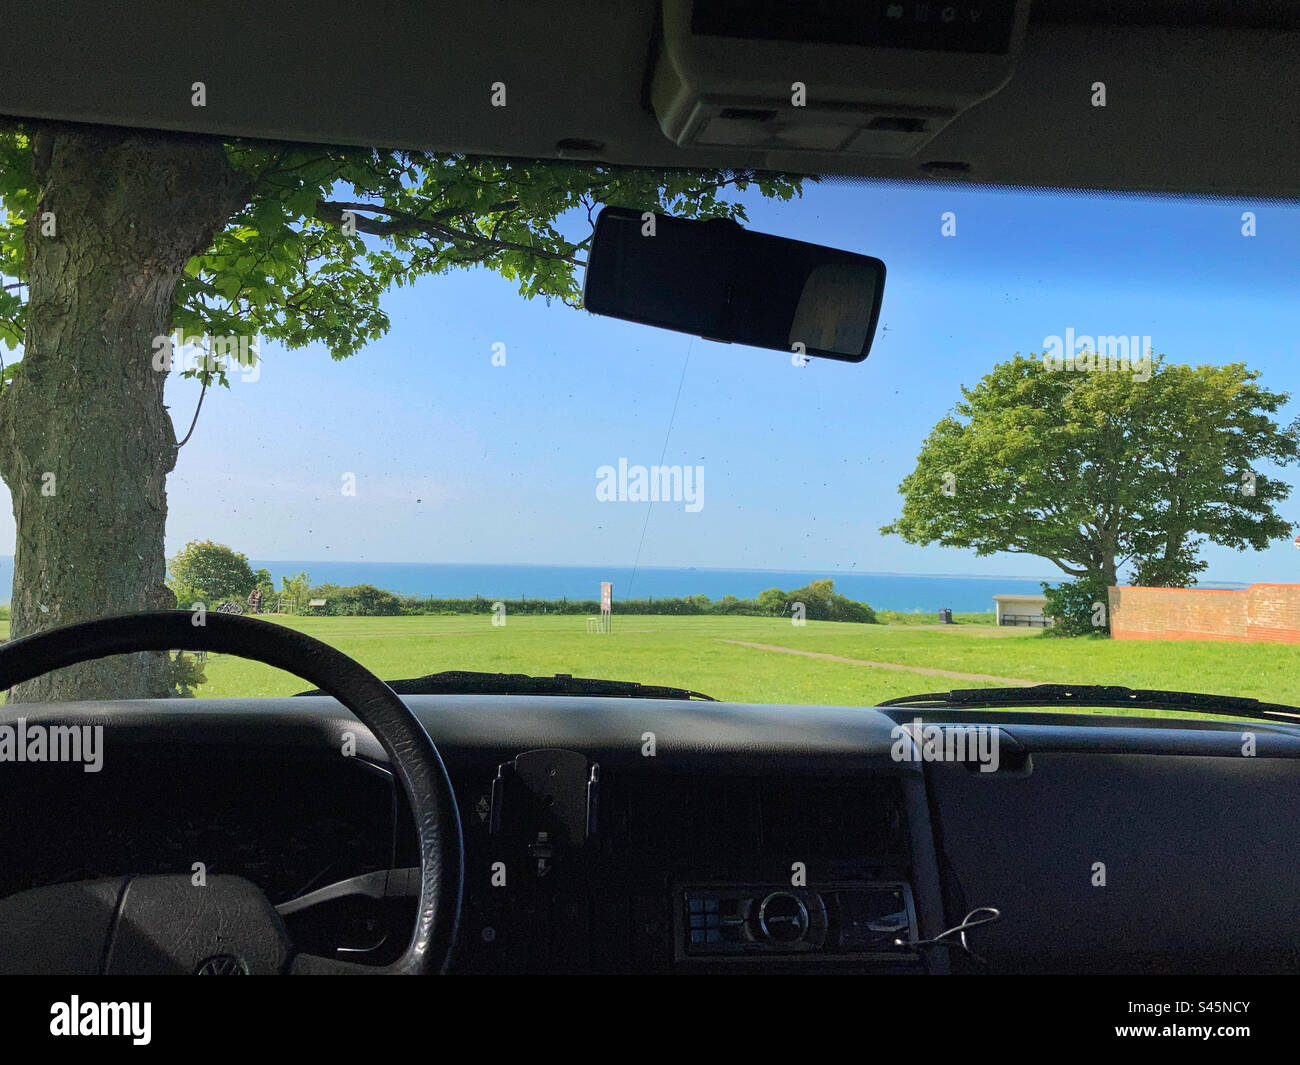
[0,125,249,702]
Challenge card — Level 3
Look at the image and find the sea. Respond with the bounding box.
[0,557,1253,613]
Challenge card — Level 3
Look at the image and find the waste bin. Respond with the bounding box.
[938,608,953,624]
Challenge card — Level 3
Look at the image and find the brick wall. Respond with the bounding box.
[1108,584,1300,643]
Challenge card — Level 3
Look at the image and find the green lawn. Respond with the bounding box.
[5,612,1295,713]
[123,613,1300,711]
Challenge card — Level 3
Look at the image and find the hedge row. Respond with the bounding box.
[293,584,878,623]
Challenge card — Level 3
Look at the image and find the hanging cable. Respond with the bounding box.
[174,375,209,449]
[907,906,1002,967]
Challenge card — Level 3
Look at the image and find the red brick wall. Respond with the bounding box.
[1108,584,1300,643]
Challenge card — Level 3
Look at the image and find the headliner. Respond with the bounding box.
[2,1,1297,200]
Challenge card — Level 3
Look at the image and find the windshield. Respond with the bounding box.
[1,142,1298,713]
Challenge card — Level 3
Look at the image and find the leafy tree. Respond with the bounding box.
[882,354,1299,589]
[785,579,831,619]
[279,571,312,613]
[252,567,275,603]
[1042,575,1111,637]
[757,587,786,614]
[0,120,803,700]
[167,540,257,607]
[169,652,208,697]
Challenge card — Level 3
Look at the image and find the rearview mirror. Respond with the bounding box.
[582,207,885,363]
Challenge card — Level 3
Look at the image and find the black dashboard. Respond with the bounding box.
[4,695,1300,975]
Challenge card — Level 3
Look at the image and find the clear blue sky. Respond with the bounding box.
[3,176,1298,584]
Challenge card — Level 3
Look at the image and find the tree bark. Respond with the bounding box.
[0,125,250,701]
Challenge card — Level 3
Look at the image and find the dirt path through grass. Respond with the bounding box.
[717,639,1039,686]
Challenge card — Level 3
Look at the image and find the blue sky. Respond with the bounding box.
[3,175,1298,584]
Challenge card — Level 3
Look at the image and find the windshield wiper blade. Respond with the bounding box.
[877,683,1300,723]
[296,670,714,701]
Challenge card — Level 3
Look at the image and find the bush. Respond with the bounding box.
[307,583,402,616]
[826,593,877,624]
[1042,576,1111,637]
[779,580,879,624]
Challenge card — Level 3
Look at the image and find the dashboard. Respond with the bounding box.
[4,695,1300,974]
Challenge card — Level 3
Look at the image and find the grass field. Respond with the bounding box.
[113,613,1300,712]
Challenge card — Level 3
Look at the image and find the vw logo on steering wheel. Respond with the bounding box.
[194,954,248,975]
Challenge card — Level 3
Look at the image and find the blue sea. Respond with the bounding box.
[0,556,1251,613]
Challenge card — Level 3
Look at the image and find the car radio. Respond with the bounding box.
[674,881,917,959]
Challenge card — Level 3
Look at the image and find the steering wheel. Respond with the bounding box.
[0,610,464,975]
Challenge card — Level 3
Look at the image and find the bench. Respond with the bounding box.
[999,613,1050,627]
